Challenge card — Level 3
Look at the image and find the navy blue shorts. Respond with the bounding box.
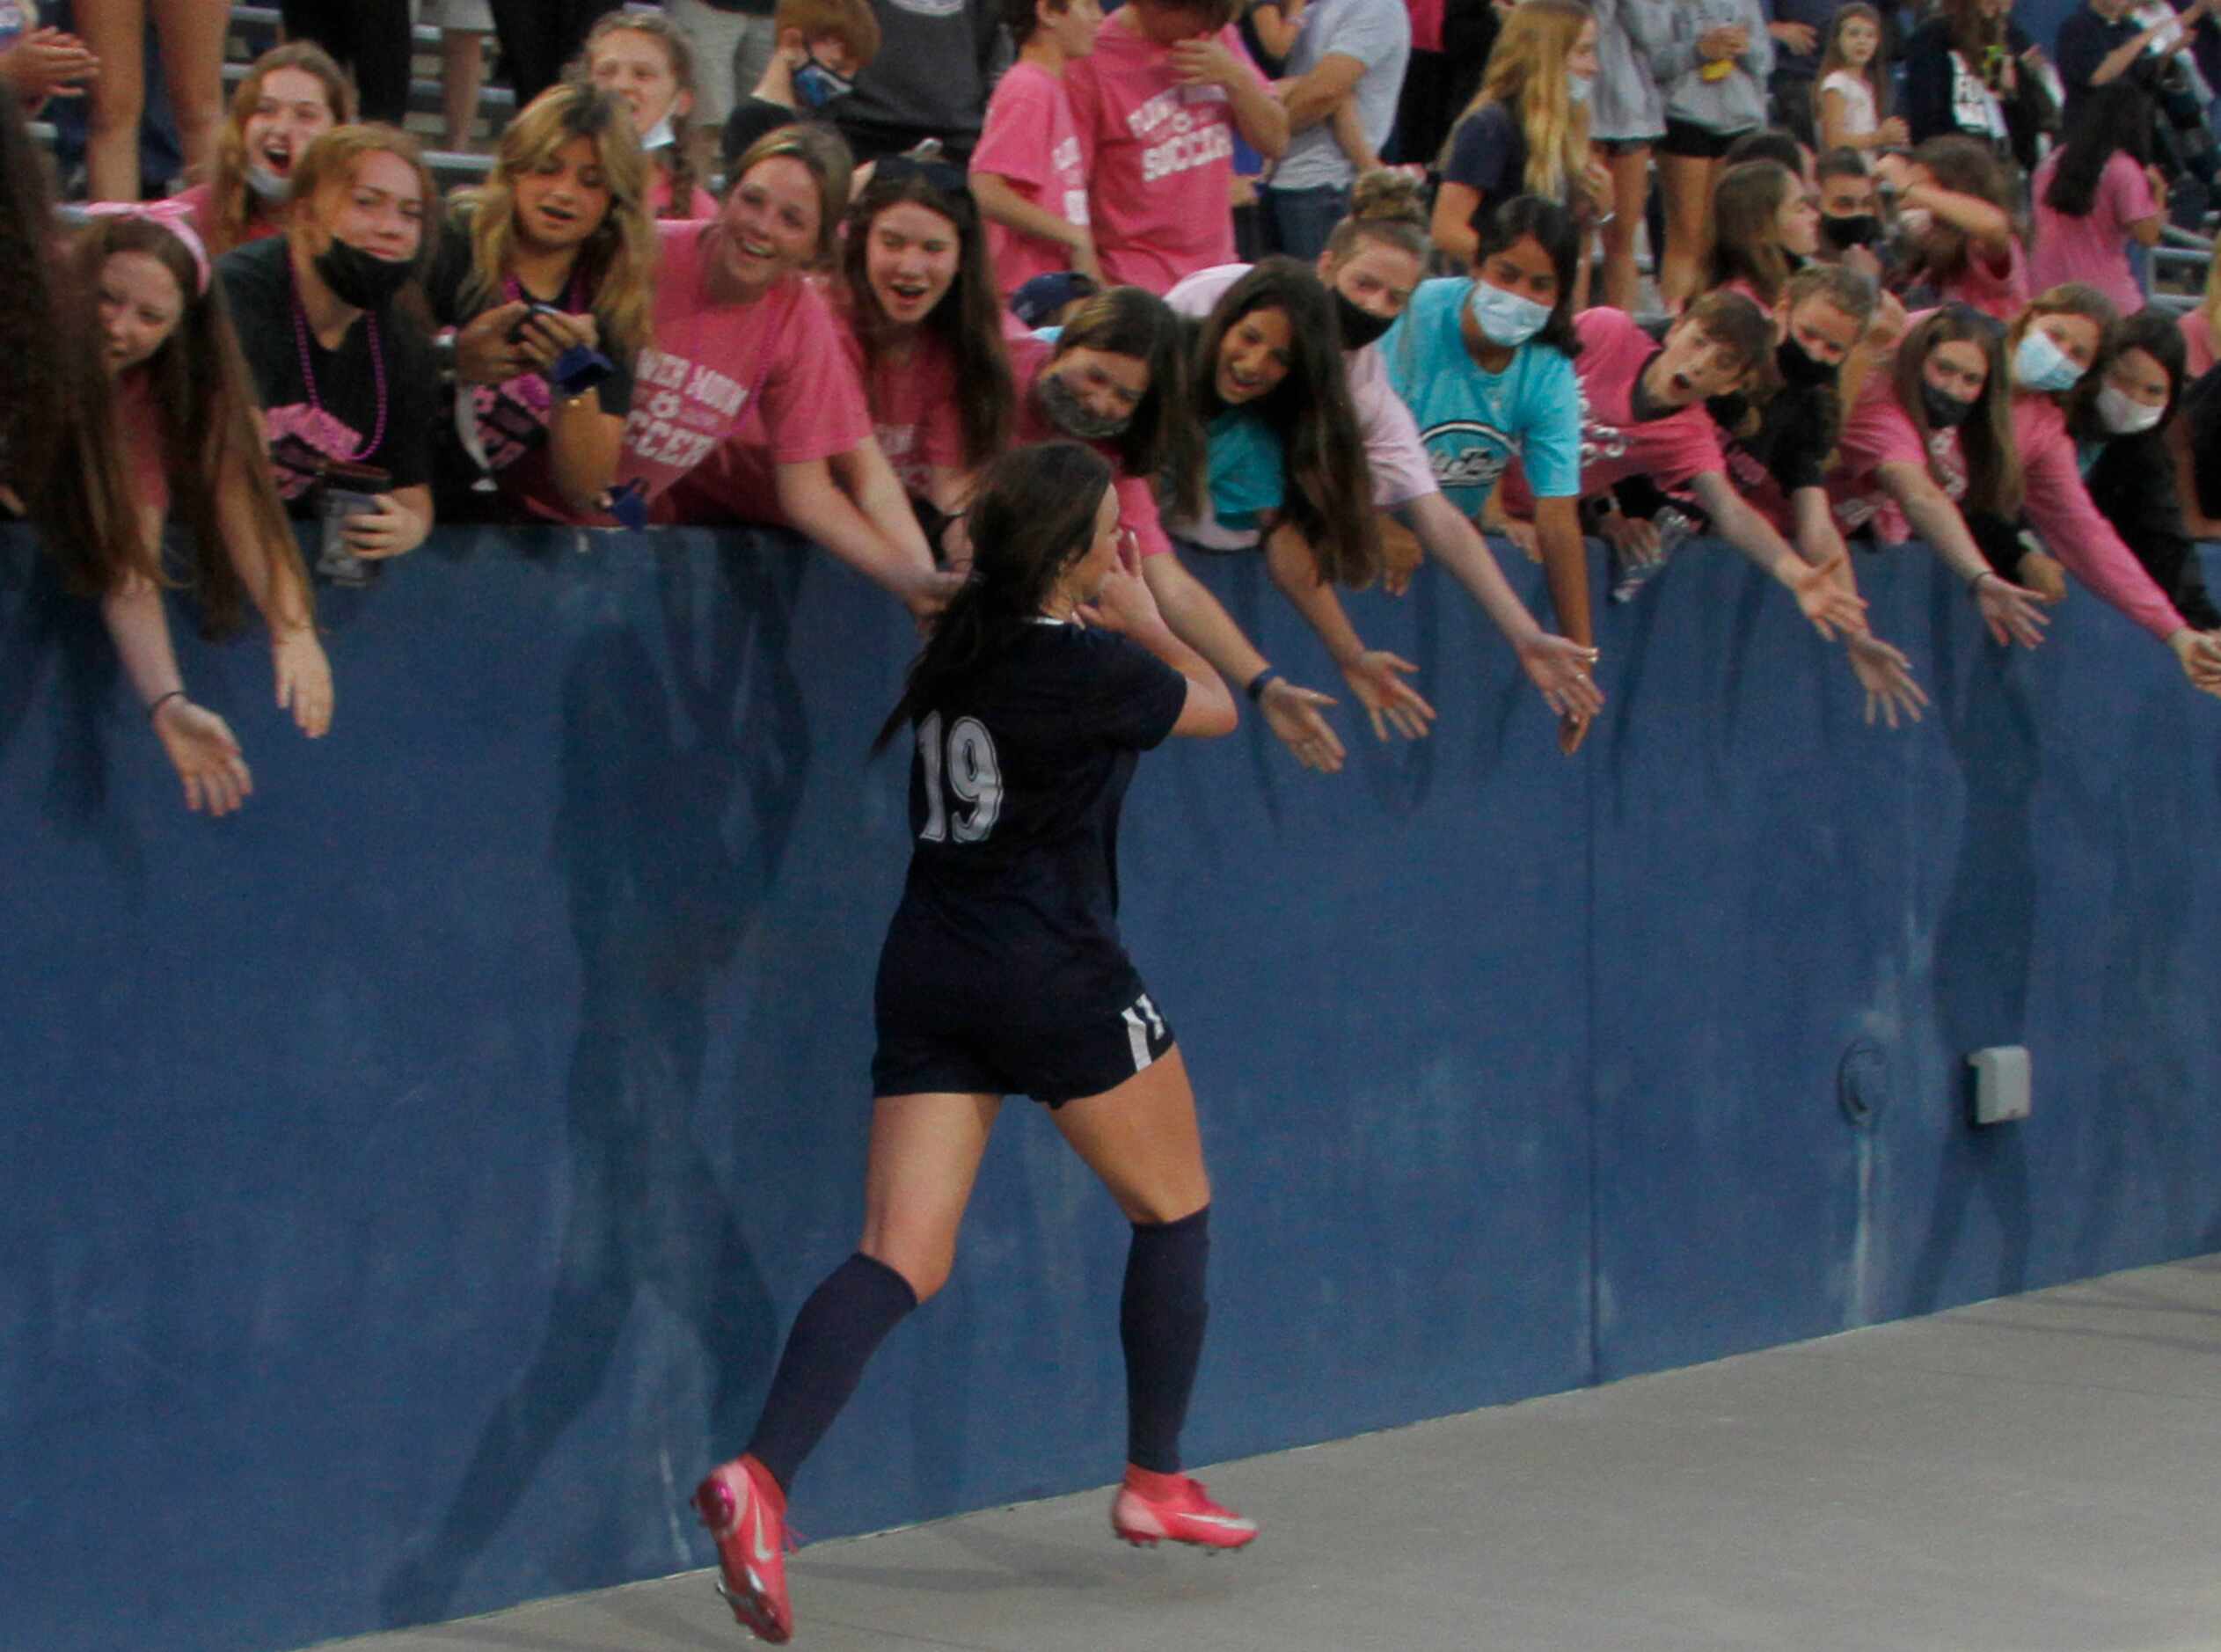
[872,988,1177,1107]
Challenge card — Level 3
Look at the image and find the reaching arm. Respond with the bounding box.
[1876,460,2051,646]
[213,449,331,739]
[1264,522,1435,741]
[546,393,627,517]
[1689,471,1868,640]
[829,438,937,571]
[1140,545,1348,771]
[101,572,253,815]
[777,456,958,621]
[1901,180,2014,259]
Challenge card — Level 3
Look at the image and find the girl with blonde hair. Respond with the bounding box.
[581,11,719,219]
[426,80,658,521]
[173,42,355,258]
[1430,0,1603,269]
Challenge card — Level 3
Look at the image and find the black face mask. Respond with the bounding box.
[1332,289,1396,350]
[313,237,415,311]
[1777,335,1839,389]
[1921,380,1976,428]
[1823,213,1881,251]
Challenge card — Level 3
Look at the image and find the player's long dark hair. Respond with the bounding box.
[1193,258,1377,587]
[2042,83,2153,219]
[874,441,1112,753]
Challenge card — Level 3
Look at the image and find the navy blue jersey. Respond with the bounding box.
[876,620,1187,1034]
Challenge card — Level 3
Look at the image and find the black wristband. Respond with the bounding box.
[146,689,185,722]
[1245,667,1278,702]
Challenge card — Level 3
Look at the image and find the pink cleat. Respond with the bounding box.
[694,1454,793,1643]
[1110,1468,1259,1553]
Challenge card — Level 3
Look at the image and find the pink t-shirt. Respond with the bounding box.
[1063,12,1270,293]
[2013,391,2186,640]
[1503,308,1723,512]
[2028,150,2157,316]
[170,180,282,257]
[1009,333,1172,559]
[648,166,720,222]
[2180,309,2216,381]
[972,61,1091,300]
[617,222,865,503]
[1938,236,2030,323]
[1827,364,1961,544]
[1163,261,1434,508]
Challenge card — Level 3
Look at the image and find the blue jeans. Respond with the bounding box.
[1262,183,1352,262]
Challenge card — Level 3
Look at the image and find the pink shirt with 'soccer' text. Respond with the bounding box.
[617,221,863,503]
[1501,308,1724,515]
[973,61,1091,300]
[1063,13,1270,294]
[2028,150,2157,316]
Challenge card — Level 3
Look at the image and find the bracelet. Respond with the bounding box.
[146,689,185,722]
[1245,666,1279,702]
[1968,569,1996,597]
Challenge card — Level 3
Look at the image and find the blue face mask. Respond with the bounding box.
[794,51,856,109]
[1466,278,1553,348]
[2013,325,2084,394]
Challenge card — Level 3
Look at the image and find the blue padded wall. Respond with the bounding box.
[2,522,2217,1652]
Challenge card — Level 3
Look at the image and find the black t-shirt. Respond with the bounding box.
[1443,104,1531,210]
[721,97,801,172]
[876,621,1187,1030]
[1712,380,1832,501]
[216,235,439,510]
[2086,421,2221,631]
[421,216,638,514]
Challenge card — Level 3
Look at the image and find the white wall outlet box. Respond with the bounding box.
[1968,1046,2031,1125]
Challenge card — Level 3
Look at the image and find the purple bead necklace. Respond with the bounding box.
[290,258,388,462]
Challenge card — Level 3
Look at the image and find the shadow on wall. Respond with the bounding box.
[381,552,810,1626]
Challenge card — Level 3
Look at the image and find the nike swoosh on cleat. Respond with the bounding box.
[752,1516,777,1564]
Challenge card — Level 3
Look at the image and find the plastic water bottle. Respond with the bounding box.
[1609,507,1698,603]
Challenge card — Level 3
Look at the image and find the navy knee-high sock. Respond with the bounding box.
[1121,1206,1210,1474]
[745,1253,918,1493]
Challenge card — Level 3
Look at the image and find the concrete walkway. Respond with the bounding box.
[329,1254,2221,1652]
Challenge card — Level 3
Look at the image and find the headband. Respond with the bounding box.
[77,199,213,296]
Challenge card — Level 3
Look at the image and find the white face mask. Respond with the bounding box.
[2097,383,2166,435]
[640,113,676,151]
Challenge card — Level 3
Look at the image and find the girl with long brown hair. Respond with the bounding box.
[173,42,354,258]
[427,80,658,522]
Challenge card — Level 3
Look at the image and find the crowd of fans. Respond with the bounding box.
[4,0,2221,815]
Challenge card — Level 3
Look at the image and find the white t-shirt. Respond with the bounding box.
[1820,69,1877,135]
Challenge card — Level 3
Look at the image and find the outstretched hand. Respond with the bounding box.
[152,698,252,816]
[1518,632,1604,724]
[1845,632,1929,728]
[1340,650,1435,741]
[1259,676,1346,772]
[272,627,334,738]
[1786,552,1869,641]
[1974,571,2051,648]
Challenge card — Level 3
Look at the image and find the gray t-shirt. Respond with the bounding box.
[1269,0,1412,192]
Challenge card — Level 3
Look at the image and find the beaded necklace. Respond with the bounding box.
[289,255,387,462]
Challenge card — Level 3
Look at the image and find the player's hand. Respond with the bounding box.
[1973,571,2050,647]
[1338,650,1435,741]
[1078,527,1168,636]
[1520,632,1604,723]
[454,301,533,384]
[1259,676,1345,772]
[152,697,252,816]
[272,626,333,737]
[1846,632,1928,728]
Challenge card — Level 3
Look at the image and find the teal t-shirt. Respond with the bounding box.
[1206,408,1285,532]
[1379,277,1582,517]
